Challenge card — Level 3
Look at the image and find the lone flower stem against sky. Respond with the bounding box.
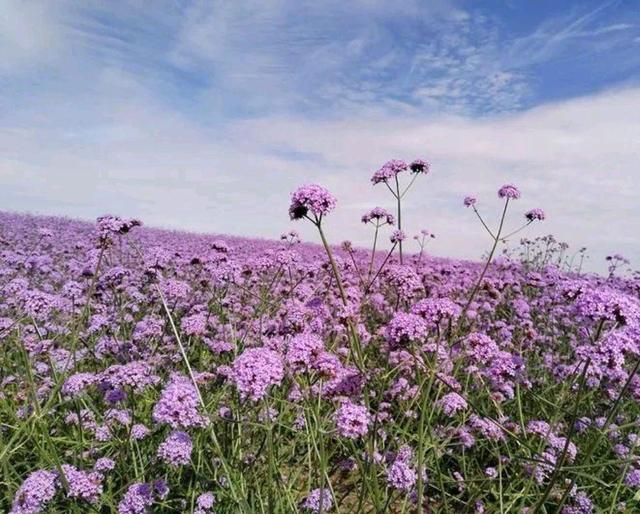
[371,159,430,265]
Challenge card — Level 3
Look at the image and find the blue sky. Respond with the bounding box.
[1,0,639,272]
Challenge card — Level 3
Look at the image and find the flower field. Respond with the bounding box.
[1,161,639,513]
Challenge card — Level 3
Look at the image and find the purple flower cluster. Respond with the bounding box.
[231,347,284,401]
[385,312,429,346]
[96,215,142,246]
[361,207,395,225]
[301,488,333,512]
[157,430,193,466]
[371,159,408,184]
[152,374,208,428]
[386,446,418,492]
[334,399,371,439]
[525,208,546,221]
[497,184,521,199]
[10,470,58,514]
[289,184,337,221]
[60,464,104,504]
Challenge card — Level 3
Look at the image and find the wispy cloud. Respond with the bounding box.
[0,0,639,271]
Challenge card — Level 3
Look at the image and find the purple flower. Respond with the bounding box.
[439,392,468,416]
[387,458,417,491]
[464,196,477,207]
[100,361,160,393]
[361,207,395,225]
[62,372,97,397]
[153,480,169,500]
[94,458,116,473]
[286,332,325,373]
[61,464,104,504]
[335,400,371,439]
[385,312,429,346]
[485,467,498,479]
[195,492,216,514]
[118,483,154,514]
[231,347,284,401]
[157,431,193,466]
[152,374,208,429]
[289,184,337,220]
[131,424,150,440]
[181,312,208,336]
[409,158,430,174]
[525,208,546,221]
[96,215,142,247]
[625,468,640,487]
[390,230,406,243]
[371,159,408,184]
[497,184,521,200]
[411,298,461,325]
[10,469,58,514]
[301,488,333,512]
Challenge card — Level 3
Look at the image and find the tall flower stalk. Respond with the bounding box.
[371,159,430,264]
[361,207,395,280]
[413,229,435,264]
[458,185,544,331]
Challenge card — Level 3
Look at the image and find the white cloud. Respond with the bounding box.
[1,70,638,272]
[1,1,639,274]
[0,0,63,71]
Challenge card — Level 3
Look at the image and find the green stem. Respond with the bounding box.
[368,223,380,280]
[395,175,403,264]
[457,199,510,333]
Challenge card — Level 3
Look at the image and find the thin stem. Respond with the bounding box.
[365,243,398,294]
[395,175,403,264]
[555,358,640,511]
[400,172,419,198]
[315,222,348,307]
[532,358,590,512]
[472,206,495,239]
[457,199,510,332]
[368,222,380,280]
[500,220,533,242]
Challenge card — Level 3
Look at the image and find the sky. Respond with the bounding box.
[1,0,639,272]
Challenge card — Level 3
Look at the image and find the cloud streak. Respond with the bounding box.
[1,0,639,272]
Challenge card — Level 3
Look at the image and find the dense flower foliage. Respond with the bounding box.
[1,187,638,513]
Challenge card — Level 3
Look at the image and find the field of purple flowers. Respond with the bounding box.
[1,160,639,513]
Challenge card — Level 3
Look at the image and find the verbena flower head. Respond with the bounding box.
[439,392,468,416]
[157,431,193,466]
[195,492,216,514]
[301,488,333,512]
[335,399,371,439]
[390,230,406,243]
[286,332,325,373]
[387,449,418,491]
[464,196,477,207]
[498,184,521,200]
[525,208,545,221]
[385,312,429,346]
[61,464,104,504]
[231,347,284,401]
[10,469,58,514]
[371,159,408,184]
[152,374,208,429]
[96,215,142,247]
[289,184,337,221]
[361,207,395,225]
[118,482,154,514]
[94,458,116,473]
[409,158,430,174]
